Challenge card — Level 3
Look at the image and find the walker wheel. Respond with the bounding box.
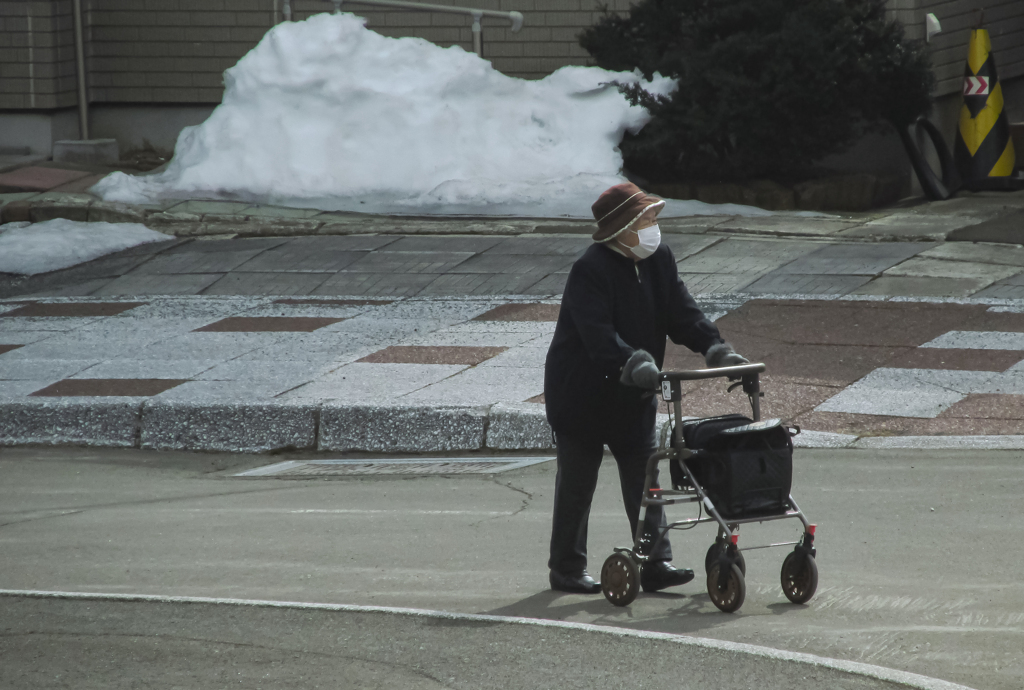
[781,550,818,604]
[705,541,746,576]
[707,562,745,613]
[601,553,640,607]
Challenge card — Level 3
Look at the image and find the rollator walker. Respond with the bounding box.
[601,363,818,612]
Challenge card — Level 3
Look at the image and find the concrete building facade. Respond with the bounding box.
[1,0,1022,167]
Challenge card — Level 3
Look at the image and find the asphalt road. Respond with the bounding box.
[1,446,1021,689]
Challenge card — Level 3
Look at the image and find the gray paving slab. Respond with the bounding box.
[281,362,466,402]
[661,235,720,260]
[418,273,549,296]
[93,272,225,296]
[15,279,110,298]
[163,237,289,254]
[310,272,437,297]
[165,200,252,215]
[715,215,862,237]
[0,358,98,381]
[72,359,220,380]
[678,273,758,294]
[946,208,1024,243]
[676,238,820,274]
[380,235,505,253]
[973,282,1024,299]
[399,365,543,405]
[883,257,1020,283]
[232,246,365,273]
[152,380,301,401]
[484,236,592,255]
[240,205,324,219]
[742,273,872,295]
[521,272,568,295]
[194,359,341,382]
[774,242,936,275]
[842,212,979,239]
[342,251,474,273]
[448,253,574,274]
[201,272,332,296]
[128,249,267,274]
[919,241,1024,266]
[852,276,989,297]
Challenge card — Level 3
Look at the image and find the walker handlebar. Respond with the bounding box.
[658,363,766,382]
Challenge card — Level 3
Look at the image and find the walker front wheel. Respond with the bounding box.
[707,562,745,613]
[705,541,746,576]
[781,550,818,604]
[601,553,640,606]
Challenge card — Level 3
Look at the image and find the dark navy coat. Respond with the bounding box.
[544,242,722,438]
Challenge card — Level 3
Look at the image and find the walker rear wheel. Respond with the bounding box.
[601,553,640,607]
[705,541,746,576]
[781,550,818,604]
[707,562,745,613]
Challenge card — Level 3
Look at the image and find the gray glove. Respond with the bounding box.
[620,349,661,390]
[705,342,749,369]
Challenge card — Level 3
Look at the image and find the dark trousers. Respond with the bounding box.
[548,423,673,575]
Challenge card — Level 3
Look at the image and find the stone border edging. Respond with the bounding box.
[2,398,1022,452]
[0,589,978,690]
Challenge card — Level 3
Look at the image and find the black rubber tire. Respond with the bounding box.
[899,116,961,201]
[706,562,746,613]
[602,553,640,607]
[781,550,818,605]
[705,541,746,576]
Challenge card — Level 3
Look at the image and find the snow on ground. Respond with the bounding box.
[0,219,173,276]
[91,12,778,219]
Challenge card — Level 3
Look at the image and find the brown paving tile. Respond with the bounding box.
[961,311,1024,333]
[899,417,1024,435]
[938,394,1024,420]
[888,348,1024,372]
[31,379,187,397]
[194,317,344,332]
[717,300,991,348]
[676,376,837,421]
[359,345,507,365]
[0,344,24,356]
[792,410,915,436]
[0,302,146,318]
[49,172,105,193]
[272,298,394,306]
[0,166,90,192]
[475,303,561,322]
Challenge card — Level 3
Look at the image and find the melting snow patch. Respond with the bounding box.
[91,12,781,219]
[0,219,173,275]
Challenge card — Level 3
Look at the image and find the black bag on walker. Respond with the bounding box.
[672,415,794,519]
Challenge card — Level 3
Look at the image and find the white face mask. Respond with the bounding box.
[630,223,661,259]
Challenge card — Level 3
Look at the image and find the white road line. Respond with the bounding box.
[0,589,977,690]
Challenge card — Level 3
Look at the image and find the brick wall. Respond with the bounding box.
[0,0,78,109]
[1,0,1021,110]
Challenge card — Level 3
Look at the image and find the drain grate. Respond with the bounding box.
[235,457,553,477]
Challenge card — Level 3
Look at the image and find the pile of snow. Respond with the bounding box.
[0,219,173,276]
[92,12,775,219]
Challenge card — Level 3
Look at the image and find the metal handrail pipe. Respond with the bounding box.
[335,1,523,31]
[659,363,766,382]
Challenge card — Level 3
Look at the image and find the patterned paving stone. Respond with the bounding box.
[359,345,506,365]
[151,380,299,401]
[281,362,465,402]
[973,272,1024,300]
[742,273,872,295]
[923,331,1024,351]
[232,245,365,273]
[678,273,758,294]
[16,279,112,298]
[129,249,266,274]
[661,235,720,261]
[194,317,344,333]
[475,346,549,369]
[93,273,225,296]
[273,298,395,307]
[815,368,998,418]
[0,302,146,318]
[447,254,574,275]
[72,359,220,380]
[399,365,543,405]
[202,272,333,296]
[343,251,474,273]
[920,242,1024,267]
[0,359,98,381]
[521,273,568,295]
[887,348,1023,372]
[775,242,935,275]
[852,276,988,297]
[194,359,339,382]
[311,273,438,297]
[30,378,187,397]
[381,235,504,253]
[939,394,1024,420]
[884,257,1020,284]
[483,237,591,255]
[475,303,560,322]
[977,369,1024,395]
[418,273,548,296]
[676,239,819,274]
[164,237,289,254]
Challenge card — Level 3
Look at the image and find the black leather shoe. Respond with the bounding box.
[640,561,695,593]
[549,569,601,594]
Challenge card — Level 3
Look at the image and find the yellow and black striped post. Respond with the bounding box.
[954,28,1016,189]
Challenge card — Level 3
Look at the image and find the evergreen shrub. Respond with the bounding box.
[580,0,935,183]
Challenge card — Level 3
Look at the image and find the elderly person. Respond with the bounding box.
[545,182,748,594]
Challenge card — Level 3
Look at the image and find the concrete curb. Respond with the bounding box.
[2,398,1022,453]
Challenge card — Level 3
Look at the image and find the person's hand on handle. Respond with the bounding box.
[705,342,749,369]
[620,349,661,390]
